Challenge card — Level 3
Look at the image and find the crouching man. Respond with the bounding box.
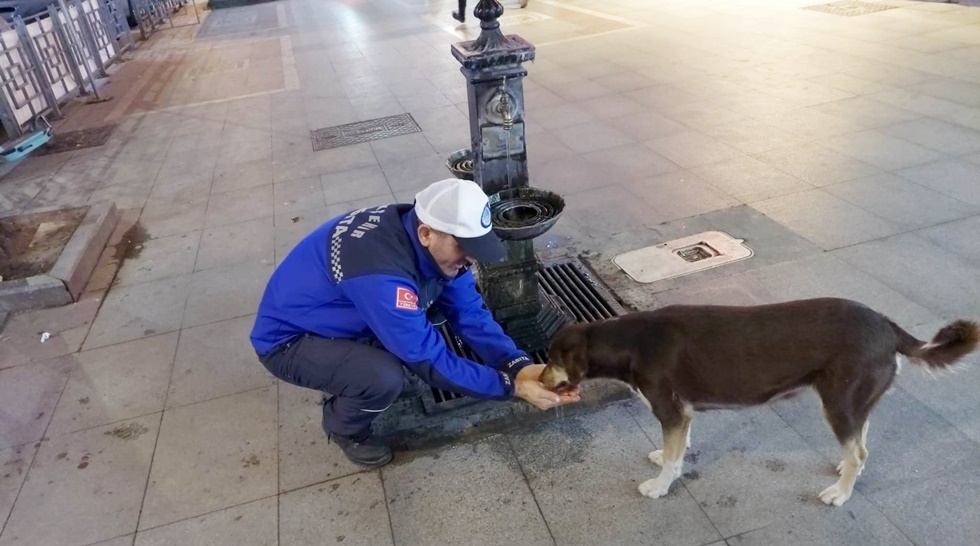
[250,178,579,467]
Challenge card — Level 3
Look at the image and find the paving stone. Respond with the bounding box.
[644,130,744,169]
[915,215,980,268]
[0,356,73,450]
[195,217,274,271]
[0,297,100,370]
[562,184,669,238]
[46,333,177,437]
[320,165,393,206]
[211,160,274,195]
[134,497,276,546]
[554,121,635,154]
[83,276,191,350]
[0,443,37,534]
[182,262,273,328]
[879,117,980,155]
[510,402,721,546]
[167,315,274,409]
[279,473,392,546]
[752,189,903,250]
[383,436,552,546]
[277,382,364,493]
[692,156,813,204]
[623,170,742,223]
[0,414,159,546]
[139,387,277,530]
[203,185,274,228]
[581,143,682,181]
[114,232,201,287]
[139,198,208,240]
[818,130,942,171]
[896,158,980,207]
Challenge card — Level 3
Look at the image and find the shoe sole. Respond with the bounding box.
[352,452,393,468]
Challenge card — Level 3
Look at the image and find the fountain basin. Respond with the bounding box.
[446,148,474,181]
[487,187,565,241]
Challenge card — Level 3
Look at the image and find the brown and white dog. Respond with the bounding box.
[539,297,979,506]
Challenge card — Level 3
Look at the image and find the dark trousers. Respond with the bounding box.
[259,335,405,438]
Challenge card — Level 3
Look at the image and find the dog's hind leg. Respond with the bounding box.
[816,360,891,506]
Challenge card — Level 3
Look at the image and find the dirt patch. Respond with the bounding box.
[0,207,89,281]
[104,422,150,440]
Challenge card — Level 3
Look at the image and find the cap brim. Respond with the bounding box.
[456,231,505,264]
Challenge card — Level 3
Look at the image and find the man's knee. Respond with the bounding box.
[368,361,405,404]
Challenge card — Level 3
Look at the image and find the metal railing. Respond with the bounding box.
[0,0,144,139]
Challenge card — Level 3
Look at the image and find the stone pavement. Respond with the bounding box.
[2,0,980,544]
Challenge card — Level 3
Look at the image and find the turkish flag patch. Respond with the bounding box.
[395,287,419,311]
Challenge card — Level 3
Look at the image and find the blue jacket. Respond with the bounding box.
[250,203,533,400]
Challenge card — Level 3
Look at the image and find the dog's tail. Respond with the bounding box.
[890,319,980,370]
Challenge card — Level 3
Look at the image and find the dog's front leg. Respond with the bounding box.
[639,418,691,499]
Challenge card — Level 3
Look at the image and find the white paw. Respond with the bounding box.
[638,478,671,499]
[818,483,852,506]
[648,450,664,466]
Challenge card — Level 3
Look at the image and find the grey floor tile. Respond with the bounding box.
[745,253,940,328]
[644,131,744,169]
[0,443,35,536]
[273,177,326,216]
[114,232,201,287]
[915,215,980,267]
[867,465,980,546]
[642,406,905,541]
[574,94,648,120]
[753,142,881,187]
[610,110,689,141]
[832,232,980,319]
[907,78,980,109]
[701,118,807,155]
[273,206,344,264]
[896,158,980,206]
[279,473,392,546]
[562,184,664,238]
[0,413,159,546]
[272,143,378,183]
[134,497,276,546]
[752,107,864,141]
[384,436,553,546]
[753,189,903,250]
[0,356,73,450]
[581,143,682,181]
[879,117,980,155]
[167,315,274,409]
[139,198,208,239]
[510,402,721,546]
[369,133,436,166]
[623,170,742,223]
[278,382,364,493]
[692,156,813,204]
[147,172,213,205]
[818,130,943,171]
[196,217,275,271]
[532,155,624,196]
[46,333,177,437]
[0,297,99,370]
[378,155,451,193]
[183,261,273,329]
[211,159,274,195]
[321,165,393,206]
[811,96,920,129]
[89,534,135,546]
[770,387,980,497]
[824,173,979,229]
[869,88,966,117]
[553,121,635,154]
[139,387,277,530]
[83,276,192,350]
[204,185,274,228]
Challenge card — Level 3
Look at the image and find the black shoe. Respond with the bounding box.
[452,10,464,22]
[331,430,393,468]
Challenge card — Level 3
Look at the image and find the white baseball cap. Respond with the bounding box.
[414,178,505,263]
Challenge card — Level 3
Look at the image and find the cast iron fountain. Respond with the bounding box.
[448,0,572,353]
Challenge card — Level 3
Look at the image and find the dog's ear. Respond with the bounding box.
[549,323,590,382]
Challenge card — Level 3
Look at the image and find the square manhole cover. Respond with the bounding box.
[35,125,116,155]
[613,231,754,284]
[311,113,422,151]
[802,1,897,16]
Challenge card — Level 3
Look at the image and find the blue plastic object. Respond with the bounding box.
[0,118,53,163]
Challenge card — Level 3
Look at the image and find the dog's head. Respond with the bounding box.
[541,323,590,394]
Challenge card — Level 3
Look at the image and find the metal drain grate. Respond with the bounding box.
[421,258,622,413]
[311,114,422,151]
[802,1,897,16]
[35,125,116,155]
